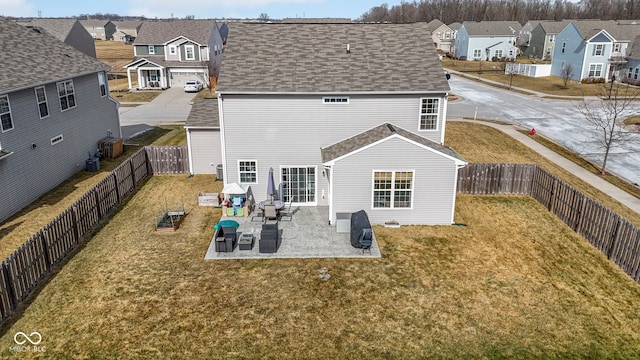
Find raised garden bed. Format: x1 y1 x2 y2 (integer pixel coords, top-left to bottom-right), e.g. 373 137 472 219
198 192 220 207
156 211 187 232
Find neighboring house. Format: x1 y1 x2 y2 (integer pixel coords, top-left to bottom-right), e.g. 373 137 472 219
19 18 97 58
80 19 116 40
623 35 640 84
282 18 352 23
453 21 522 60
517 20 539 54
523 20 571 60
185 98 221 174
204 22 466 226
0 17 121 224
550 20 640 82
124 20 224 90
428 19 455 53
112 20 143 43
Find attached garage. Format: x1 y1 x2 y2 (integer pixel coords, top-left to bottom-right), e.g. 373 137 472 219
186 98 222 175
170 69 208 87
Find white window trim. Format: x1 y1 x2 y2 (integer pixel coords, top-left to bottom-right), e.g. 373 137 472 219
322 96 349 104
371 170 415 210
418 97 440 132
185 45 195 60
50 134 63 145
168 45 177 55
593 44 604 56
57 79 76 112
238 160 258 184
494 49 503 58
588 63 603 77
0 95 14 133
280 165 318 206
98 72 107 97
148 45 155 55
473 49 482 59
34 86 49 119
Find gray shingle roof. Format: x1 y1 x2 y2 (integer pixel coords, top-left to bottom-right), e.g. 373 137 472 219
462 21 522 36
185 98 219 128
537 20 572 34
19 18 78 41
112 20 143 30
79 19 113 27
282 18 352 23
428 19 444 30
0 17 109 93
217 22 449 94
626 34 640 59
134 19 216 45
448 22 461 31
321 123 466 163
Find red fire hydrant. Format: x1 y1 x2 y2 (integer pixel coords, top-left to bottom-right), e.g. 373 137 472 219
531 128 536 136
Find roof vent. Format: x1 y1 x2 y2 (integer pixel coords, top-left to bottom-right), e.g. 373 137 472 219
386 123 396 133
31 27 42 34
346 43 350 54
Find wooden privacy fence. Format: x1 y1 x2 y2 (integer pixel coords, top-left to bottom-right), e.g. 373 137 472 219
458 163 640 283
0 145 186 323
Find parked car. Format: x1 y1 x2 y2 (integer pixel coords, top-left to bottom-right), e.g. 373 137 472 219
184 80 203 92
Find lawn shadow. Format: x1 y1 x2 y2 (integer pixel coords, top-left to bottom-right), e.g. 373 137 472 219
0 221 24 239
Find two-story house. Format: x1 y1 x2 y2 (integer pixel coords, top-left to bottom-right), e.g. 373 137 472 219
112 20 144 43
0 17 121 224
19 18 97 58
79 19 116 40
522 20 571 60
428 19 456 53
550 20 640 82
124 19 224 90
201 22 466 226
454 21 522 61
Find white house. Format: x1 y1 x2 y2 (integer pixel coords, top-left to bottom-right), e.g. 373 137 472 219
454 21 522 61
188 22 467 225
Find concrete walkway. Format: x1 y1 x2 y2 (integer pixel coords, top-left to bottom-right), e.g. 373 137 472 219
452 119 640 214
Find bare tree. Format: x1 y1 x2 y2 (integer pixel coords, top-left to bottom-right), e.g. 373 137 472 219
258 13 270 21
576 84 640 175
560 63 573 88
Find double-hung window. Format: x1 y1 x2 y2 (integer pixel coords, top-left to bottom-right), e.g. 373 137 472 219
561 42 566 53
593 44 604 56
57 80 76 111
372 171 414 209
588 63 603 77
494 49 503 58
169 45 177 55
419 98 439 130
0 95 13 132
148 45 155 54
98 72 107 97
238 160 257 183
185 45 195 60
35 86 49 118
473 49 482 59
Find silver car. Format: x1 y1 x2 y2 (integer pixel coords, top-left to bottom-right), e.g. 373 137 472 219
184 80 203 92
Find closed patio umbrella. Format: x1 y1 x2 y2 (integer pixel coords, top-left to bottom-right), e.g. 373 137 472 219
267 167 276 201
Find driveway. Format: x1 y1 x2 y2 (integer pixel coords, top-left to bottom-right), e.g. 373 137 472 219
447 76 640 186
118 87 197 139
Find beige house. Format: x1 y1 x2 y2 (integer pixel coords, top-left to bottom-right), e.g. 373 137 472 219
428 19 456 53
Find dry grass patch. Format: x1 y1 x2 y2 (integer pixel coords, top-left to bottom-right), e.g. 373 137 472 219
1 176 640 358
111 90 161 103
446 122 640 227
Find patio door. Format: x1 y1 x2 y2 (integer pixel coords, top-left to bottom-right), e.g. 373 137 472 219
281 166 316 205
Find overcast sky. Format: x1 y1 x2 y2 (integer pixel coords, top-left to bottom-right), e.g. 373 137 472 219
0 0 406 19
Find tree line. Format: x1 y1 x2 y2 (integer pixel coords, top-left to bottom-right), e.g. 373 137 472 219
359 0 640 25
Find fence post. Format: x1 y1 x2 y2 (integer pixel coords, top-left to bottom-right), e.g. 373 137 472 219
93 188 102 219
548 178 558 212
129 157 137 187
70 205 81 243
2 262 17 313
39 230 51 272
574 197 587 233
144 146 153 175
607 218 624 260
112 173 121 205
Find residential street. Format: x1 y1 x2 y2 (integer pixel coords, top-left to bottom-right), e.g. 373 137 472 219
447 75 640 186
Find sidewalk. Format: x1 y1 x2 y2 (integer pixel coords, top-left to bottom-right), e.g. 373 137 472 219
452 119 640 214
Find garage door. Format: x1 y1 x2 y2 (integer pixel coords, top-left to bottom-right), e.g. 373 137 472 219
170 71 206 87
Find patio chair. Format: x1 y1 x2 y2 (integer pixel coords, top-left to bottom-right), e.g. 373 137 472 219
263 204 278 223
278 201 293 221
251 207 264 222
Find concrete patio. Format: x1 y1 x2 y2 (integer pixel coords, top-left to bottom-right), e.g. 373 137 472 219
204 206 381 260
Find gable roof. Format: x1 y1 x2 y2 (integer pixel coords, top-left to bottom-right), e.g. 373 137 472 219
321 123 466 164
217 22 449 94
0 17 109 94
626 34 640 59
185 99 219 128
112 20 143 30
448 22 461 31
19 18 78 41
462 21 522 36
428 19 445 30
79 19 113 28
536 20 572 34
569 20 617 39
133 19 216 45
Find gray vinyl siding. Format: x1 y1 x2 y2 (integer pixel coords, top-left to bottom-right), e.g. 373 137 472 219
65 21 97 58
221 94 447 204
180 42 200 61
524 25 545 59
331 137 458 225
189 129 221 175
135 45 165 56
551 23 586 81
0 73 120 223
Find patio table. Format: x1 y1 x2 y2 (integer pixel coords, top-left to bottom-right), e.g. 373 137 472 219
258 200 285 210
